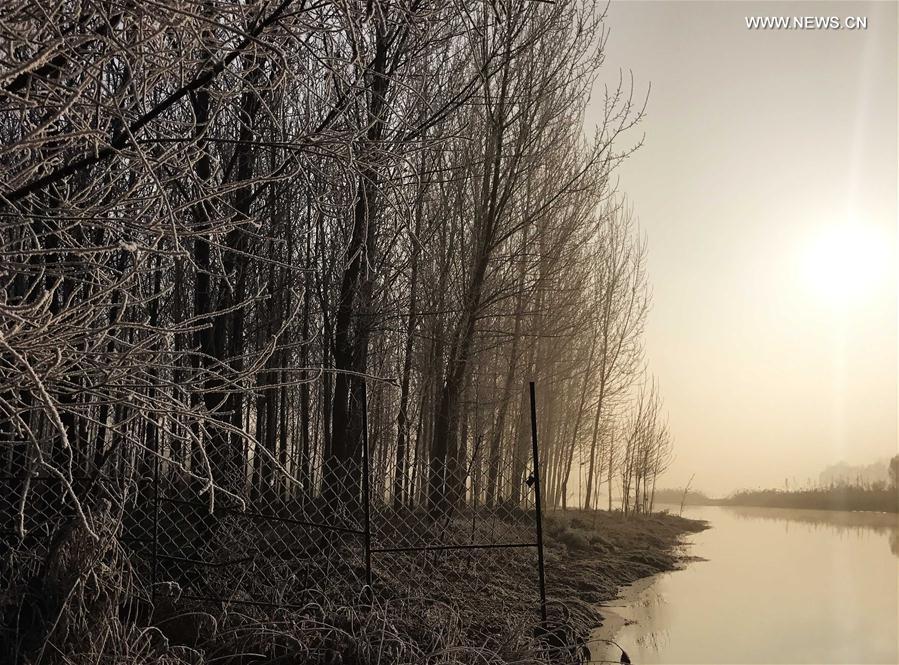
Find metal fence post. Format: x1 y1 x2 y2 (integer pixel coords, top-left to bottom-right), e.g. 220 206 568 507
361 377 373 591
151 422 160 601
529 381 547 625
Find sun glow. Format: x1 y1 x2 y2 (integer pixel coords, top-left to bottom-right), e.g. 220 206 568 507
800 221 893 305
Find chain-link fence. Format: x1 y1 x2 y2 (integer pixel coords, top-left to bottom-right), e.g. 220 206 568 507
1 383 549 636
369 384 548 624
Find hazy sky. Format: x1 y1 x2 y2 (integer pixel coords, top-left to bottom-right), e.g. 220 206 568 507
590 1 897 495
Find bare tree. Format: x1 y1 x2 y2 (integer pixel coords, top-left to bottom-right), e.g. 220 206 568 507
582 204 649 510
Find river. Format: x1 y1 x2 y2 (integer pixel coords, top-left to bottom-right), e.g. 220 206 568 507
589 504 899 664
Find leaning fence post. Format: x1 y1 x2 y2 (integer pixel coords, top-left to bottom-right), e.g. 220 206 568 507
361 377 373 591
529 381 548 625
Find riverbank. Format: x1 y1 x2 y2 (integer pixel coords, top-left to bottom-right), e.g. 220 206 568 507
10 509 706 664
542 510 709 635
178 510 707 663
366 508 710 662
366 509 710 662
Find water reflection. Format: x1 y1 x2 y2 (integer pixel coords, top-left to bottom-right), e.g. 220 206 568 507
635 629 670 652
590 505 899 664
723 505 899 558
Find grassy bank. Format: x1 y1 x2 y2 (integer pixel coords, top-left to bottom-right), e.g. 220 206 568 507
2 510 706 664
368 509 708 662
542 510 708 628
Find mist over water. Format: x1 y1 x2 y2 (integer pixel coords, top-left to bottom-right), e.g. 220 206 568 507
591 505 899 664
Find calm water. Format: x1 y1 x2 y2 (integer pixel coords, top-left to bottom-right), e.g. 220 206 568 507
589 505 899 664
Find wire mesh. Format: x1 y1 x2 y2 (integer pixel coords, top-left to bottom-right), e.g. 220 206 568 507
0 385 548 627
369 459 541 603
150 458 368 608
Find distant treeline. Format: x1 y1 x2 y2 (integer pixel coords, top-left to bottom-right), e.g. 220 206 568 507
724 456 899 513
819 459 893 487
720 486 898 513
652 488 715 506
655 483 898 513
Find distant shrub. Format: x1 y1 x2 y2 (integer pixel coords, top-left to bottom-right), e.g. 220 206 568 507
587 532 610 550
555 527 591 551
569 517 590 530
544 516 568 539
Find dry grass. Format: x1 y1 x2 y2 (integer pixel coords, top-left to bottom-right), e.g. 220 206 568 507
542 510 709 617
1 509 704 664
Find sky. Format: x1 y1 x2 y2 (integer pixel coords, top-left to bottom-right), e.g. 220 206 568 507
590 1 897 496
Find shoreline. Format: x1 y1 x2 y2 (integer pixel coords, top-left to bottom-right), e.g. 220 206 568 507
587 575 659 656
586 572 671 662
539 510 710 646
89 509 712 664
374 508 711 661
